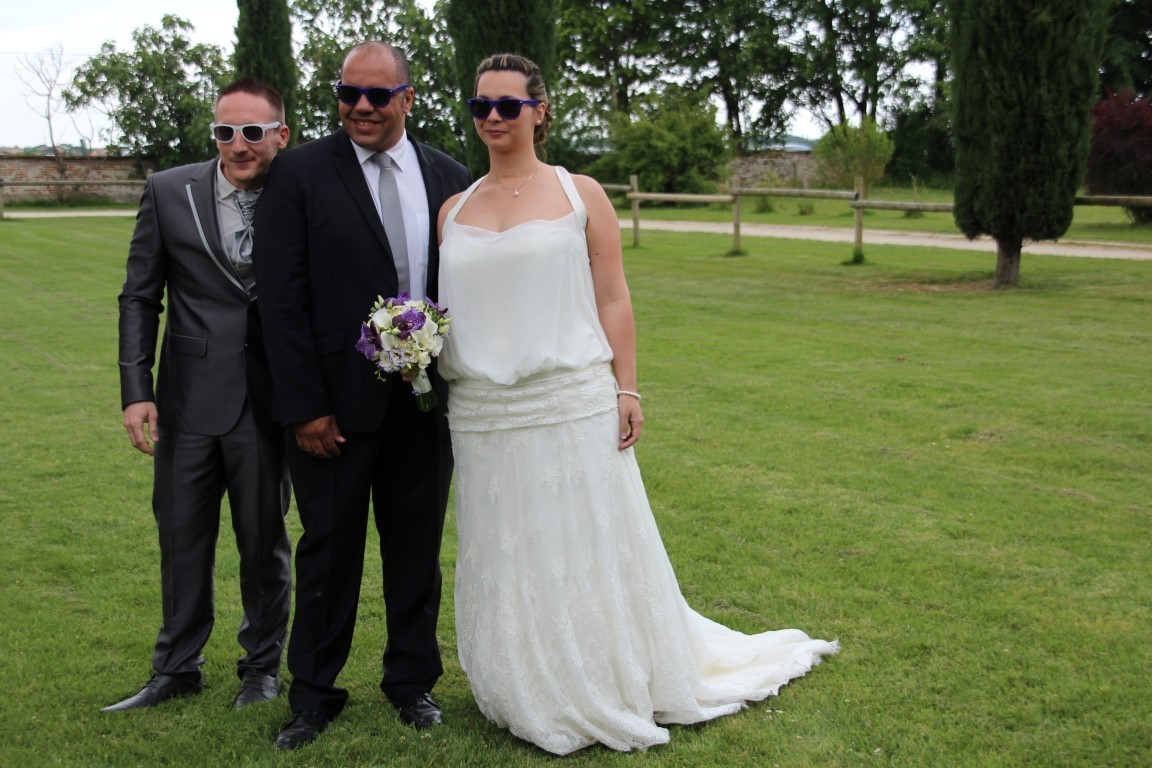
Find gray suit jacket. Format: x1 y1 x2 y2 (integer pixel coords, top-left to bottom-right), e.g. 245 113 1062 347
118 157 274 436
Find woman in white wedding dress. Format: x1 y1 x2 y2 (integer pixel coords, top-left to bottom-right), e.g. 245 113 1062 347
436 53 838 756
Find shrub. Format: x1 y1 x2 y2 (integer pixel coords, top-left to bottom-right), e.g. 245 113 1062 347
589 87 730 195
813 118 894 197
1085 91 1152 224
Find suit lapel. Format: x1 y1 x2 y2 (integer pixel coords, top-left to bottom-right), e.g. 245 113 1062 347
185 158 248 297
331 130 392 254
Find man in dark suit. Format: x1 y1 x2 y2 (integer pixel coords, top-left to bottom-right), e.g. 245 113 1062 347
105 78 293 712
252 42 470 750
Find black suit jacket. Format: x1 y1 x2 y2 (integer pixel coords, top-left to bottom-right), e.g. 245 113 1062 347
119 158 275 436
252 130 470 433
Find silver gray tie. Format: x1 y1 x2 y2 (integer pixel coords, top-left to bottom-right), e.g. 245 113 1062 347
233 190 258 292
374 153 410 295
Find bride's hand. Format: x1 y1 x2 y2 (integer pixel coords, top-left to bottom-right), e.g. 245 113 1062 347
617 397 644 450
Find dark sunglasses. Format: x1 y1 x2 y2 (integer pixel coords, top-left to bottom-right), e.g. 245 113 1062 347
210 122 281 144
334 82 410 107
467 98 541 120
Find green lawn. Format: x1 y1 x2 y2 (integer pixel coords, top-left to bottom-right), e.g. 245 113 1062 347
1 217 1149 767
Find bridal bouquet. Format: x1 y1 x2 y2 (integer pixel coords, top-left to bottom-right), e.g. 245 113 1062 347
355 292 451 412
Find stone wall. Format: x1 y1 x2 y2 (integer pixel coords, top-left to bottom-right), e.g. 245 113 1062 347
728 151 818 189
0 156 146 204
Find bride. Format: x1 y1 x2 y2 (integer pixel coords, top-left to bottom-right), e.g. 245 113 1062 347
436 52 838 755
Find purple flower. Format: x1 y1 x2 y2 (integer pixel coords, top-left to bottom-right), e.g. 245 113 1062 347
355 322 382 358
392 309 427 340
388 291 411 306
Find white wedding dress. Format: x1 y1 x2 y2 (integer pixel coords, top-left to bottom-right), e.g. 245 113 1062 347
438 167 837 755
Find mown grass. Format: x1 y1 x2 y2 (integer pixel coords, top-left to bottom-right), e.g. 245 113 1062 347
1 217 1149 767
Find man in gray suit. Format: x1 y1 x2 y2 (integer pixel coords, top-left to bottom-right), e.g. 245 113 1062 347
103 78 293 712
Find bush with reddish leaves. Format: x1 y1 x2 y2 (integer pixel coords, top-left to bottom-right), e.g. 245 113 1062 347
1085 91 1152 224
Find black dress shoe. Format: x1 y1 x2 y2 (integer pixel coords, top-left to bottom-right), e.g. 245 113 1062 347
234 672 281 709
100 673 203 712
275 711 331 750
396 692 444 729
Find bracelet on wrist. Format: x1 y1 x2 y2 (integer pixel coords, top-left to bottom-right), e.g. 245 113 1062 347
616 389 642 401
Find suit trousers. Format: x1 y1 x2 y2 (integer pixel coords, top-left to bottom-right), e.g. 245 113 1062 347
150 399 292 678
285 375 450 717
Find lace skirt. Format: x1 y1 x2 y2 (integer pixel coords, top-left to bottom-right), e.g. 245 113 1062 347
448 364 838 755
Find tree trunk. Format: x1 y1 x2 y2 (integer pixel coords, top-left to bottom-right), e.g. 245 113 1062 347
994 237 1022 287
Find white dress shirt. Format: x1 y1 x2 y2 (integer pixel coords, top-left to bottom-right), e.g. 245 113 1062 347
352 132 431 298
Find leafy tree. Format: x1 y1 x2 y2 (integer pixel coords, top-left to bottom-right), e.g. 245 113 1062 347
885 103 953 184
234 0 298 138
65 15 227 170
588 87 730 194
813 117 894 195
886 0 953 181
788 0 922 129
557 0 661 116
551 0 664 163
1099 0 1152 98
445 0 558 173
1085 91 1152 224
952 0 1109 287
290 0 460 153
656 0 794 149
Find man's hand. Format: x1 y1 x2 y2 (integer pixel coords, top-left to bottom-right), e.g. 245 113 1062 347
123 401 160 456
295 415 346 459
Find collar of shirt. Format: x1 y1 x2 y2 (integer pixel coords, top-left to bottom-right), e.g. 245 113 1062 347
213 162 251 247
352 131 412 174
215 162 243 202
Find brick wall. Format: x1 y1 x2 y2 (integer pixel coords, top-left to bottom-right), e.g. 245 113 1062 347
0 156 147 203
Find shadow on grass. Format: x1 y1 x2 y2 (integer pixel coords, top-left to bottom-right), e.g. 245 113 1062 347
855 270 1000 292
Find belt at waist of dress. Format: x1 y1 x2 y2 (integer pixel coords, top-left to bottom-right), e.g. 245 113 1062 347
447 363 618 433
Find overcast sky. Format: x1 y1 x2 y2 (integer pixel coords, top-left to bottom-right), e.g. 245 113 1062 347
1 0 243 147
1 1 819 148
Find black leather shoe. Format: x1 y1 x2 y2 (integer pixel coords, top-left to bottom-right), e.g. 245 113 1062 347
275 711 331 750
396 692 444 729
100 673 203 712
234 672 281 709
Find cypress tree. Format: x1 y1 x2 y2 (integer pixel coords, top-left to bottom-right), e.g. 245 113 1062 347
445 0 557 174
951 0 1108 287
233 0 298 141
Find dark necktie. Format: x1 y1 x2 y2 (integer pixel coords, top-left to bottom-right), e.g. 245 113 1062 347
374 153 410 295
233 190 258 291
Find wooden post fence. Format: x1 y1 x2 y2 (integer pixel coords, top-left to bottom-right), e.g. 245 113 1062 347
853 176 864 261
629 175 641 247
599 174 1152 261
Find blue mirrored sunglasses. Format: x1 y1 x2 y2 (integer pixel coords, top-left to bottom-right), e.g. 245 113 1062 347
467 98 541 120
335 82 410 108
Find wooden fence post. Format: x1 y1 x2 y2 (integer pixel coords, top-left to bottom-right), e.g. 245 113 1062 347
853 176 865 262
732 192 741 252
629 174 640 247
